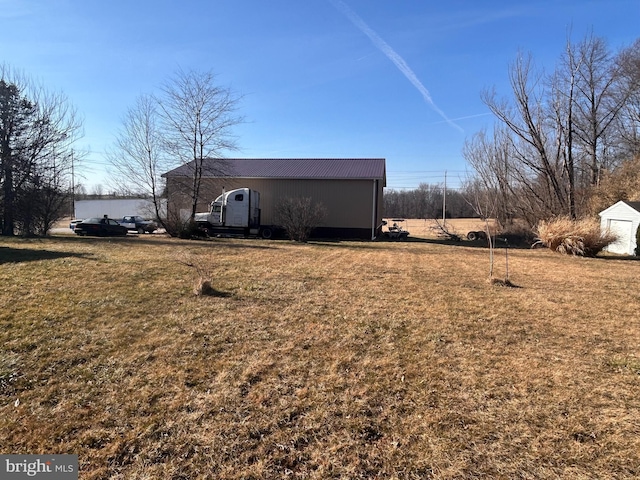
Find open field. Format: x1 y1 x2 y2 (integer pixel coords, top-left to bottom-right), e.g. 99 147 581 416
385 218 493 240
1 233 639 479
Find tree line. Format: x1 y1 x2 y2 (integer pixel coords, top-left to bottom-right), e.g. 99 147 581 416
383 183 476 219
464 34 640 228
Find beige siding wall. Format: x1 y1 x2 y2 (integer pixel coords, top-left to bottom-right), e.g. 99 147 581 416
167 176 384 232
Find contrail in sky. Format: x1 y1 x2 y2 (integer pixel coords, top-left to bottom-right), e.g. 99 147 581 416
328 0 463 133
427 112 493 125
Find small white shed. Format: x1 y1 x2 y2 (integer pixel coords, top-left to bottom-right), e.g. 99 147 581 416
599 200 640 255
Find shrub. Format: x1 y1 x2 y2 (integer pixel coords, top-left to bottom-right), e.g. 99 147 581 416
535 217 618 257
276 197 327 242
163 213 202 238
635 225 640 256
497 222 535 246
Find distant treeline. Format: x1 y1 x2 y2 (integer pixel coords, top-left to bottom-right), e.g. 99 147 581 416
383 183 477 219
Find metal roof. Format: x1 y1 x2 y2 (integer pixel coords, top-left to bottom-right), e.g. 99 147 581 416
163 158 386 182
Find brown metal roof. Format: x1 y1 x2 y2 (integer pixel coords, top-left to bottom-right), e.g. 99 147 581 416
163 158 386 182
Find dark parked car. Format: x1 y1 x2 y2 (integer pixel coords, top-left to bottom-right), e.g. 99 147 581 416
74 217 128 237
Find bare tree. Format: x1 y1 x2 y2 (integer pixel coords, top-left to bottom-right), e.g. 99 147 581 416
548 35 583 220
569 34 631 187
0 65 82 235
157 69 243 220
107 94 167 226
462 178 501 280
463 126 516 226
614 38 640 159
19 147 77 235
482 52 572 220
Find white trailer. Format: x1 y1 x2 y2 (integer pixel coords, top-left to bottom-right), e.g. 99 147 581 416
74 198 165 221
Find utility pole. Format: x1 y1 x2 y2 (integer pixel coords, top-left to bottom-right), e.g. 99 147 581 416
442 170 447 226
71 150 75 219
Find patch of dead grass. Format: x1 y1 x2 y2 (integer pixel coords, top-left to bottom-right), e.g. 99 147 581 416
0 235 639 479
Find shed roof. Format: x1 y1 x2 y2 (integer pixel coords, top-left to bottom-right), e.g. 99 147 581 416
163 158 386 183
599 200 640 217
623 201 640 212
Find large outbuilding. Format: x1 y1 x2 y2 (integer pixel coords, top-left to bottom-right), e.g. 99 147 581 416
162 158 386 239
599 200 640 255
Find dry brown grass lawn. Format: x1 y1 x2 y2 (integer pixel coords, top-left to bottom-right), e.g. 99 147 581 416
1 232 639 479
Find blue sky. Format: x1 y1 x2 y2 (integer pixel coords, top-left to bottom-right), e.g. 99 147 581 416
1 0 638 192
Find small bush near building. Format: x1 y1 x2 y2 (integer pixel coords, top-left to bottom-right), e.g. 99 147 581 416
276 197 327 242
535 217 618 257
163 215 201 239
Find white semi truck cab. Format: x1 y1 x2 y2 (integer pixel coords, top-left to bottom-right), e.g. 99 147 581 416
195 188 274 238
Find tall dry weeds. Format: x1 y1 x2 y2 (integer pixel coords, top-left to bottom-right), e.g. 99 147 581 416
535 217 617 256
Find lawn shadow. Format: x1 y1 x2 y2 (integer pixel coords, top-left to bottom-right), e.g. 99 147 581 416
127 235 282 251
0 246 96 264
197 286 234 298
49 233 282 250
597 254 640 261
403 236 537 250
301 236 528 250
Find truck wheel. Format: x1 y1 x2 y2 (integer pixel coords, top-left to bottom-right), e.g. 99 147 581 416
137 227 145 234
261 228 273 239
467 231 478 241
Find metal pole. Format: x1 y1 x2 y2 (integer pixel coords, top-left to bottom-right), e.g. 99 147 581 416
71 150 75 219
442 170 447 226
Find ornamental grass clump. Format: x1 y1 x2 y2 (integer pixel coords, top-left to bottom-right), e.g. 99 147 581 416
535 217 618 257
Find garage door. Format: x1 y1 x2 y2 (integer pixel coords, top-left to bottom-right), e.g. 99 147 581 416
607 219 633 254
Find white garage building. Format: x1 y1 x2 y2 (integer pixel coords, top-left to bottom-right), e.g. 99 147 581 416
599 200 640 255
